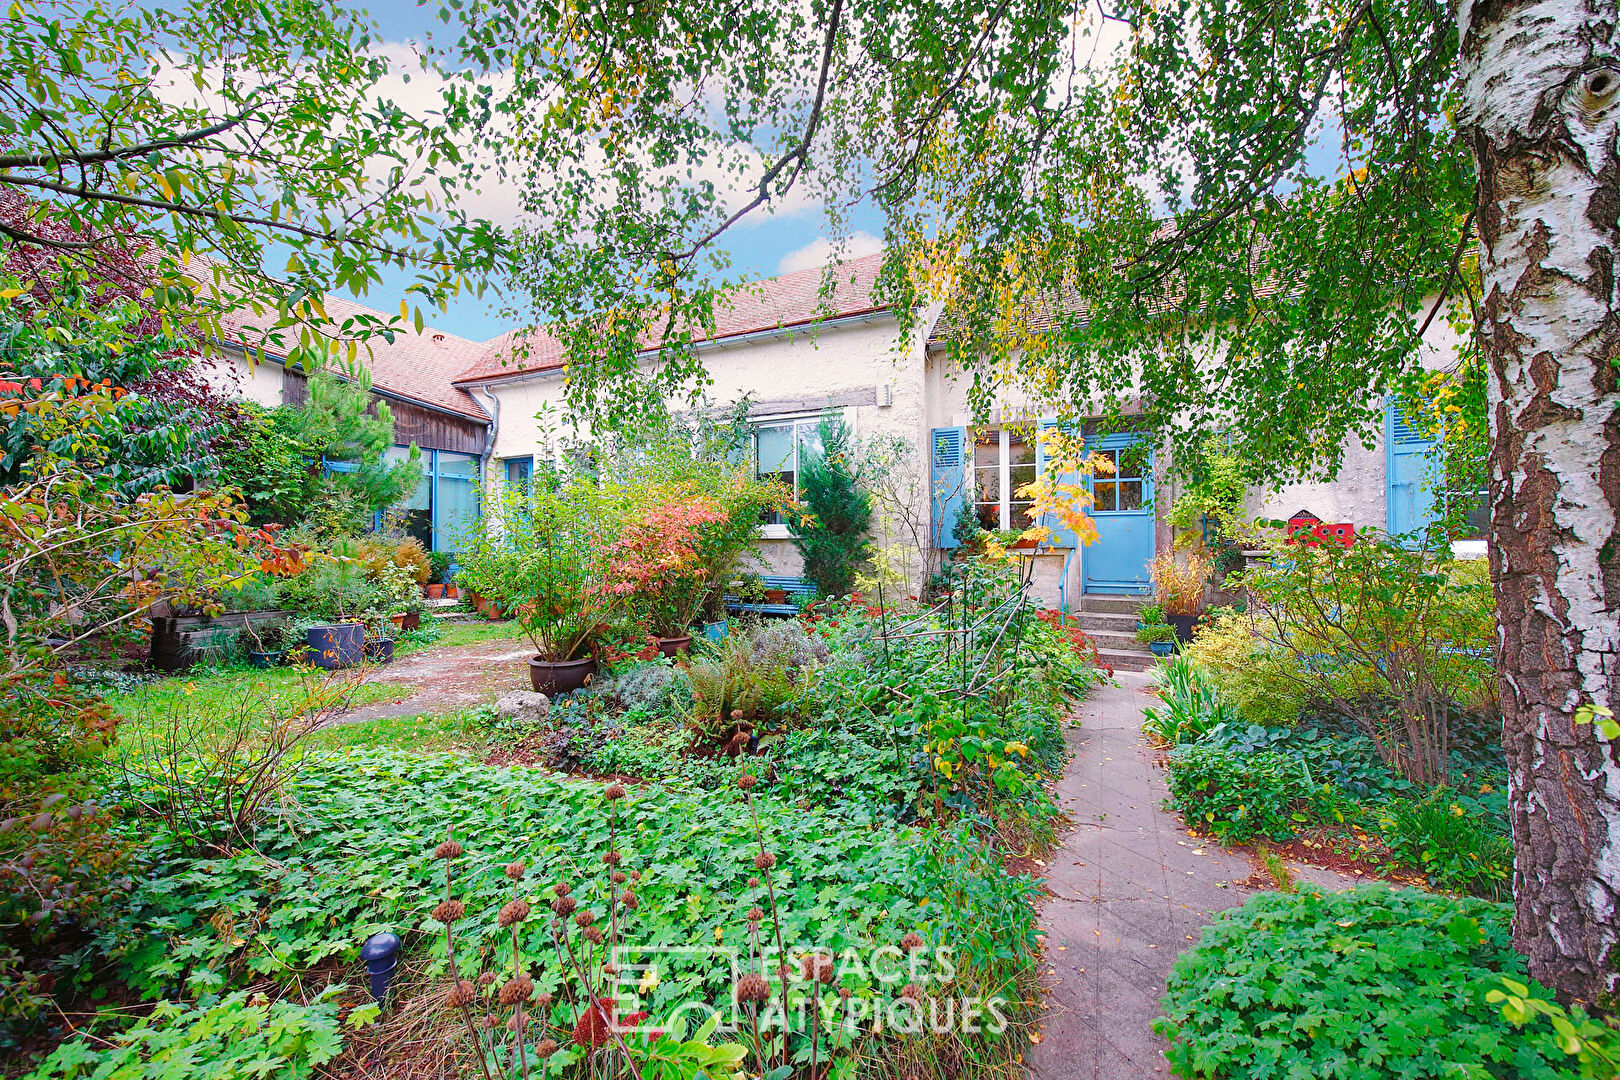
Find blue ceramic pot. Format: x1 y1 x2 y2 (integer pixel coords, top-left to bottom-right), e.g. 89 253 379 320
307 623 363 669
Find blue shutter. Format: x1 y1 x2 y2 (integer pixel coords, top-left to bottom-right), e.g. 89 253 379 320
930 426 968 548
1386 399 1440 545
1035 418 1081 548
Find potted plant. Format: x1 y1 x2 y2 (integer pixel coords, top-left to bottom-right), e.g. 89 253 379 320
459 480 617 696
1136 620 1178 657
1149 552 1209 644
732 575 768 605
607 498 730 656
297 560 374 669
236 620 292 668
425 550 450 598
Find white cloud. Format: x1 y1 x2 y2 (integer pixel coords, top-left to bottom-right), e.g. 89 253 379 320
778 230 884 274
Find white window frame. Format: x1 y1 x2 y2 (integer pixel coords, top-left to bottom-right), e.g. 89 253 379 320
970 426 1036 532
752 408 854 539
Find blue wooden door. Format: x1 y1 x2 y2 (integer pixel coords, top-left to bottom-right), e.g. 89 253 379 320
1386 399 1439 545
1083 434 1155 594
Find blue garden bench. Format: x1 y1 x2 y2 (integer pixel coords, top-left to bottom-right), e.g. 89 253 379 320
724 575 817 617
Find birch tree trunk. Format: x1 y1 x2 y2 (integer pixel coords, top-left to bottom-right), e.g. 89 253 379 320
1458 0 1620 1002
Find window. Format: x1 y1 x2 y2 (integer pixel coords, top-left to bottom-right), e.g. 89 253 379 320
755 417 825 525
380 447 481 552
1089 446 1146 512
971 427 1036 531
504 456 534 489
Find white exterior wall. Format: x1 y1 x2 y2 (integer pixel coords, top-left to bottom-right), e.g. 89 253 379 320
200 346 287 409
473 314 934 583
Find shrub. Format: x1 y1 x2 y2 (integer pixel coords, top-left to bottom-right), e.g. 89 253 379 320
748 619 829 676
1156 886 1572 1080
1239 534 1496 786
23 990 344 1080
1184 608 1313 727
1149 551 1207 615
1163 745 1324 843
1135 621 1177 645
1377 788 1513 900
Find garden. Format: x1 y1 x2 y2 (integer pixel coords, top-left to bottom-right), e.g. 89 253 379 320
1133 522 1618 1078
1 375 1106 1080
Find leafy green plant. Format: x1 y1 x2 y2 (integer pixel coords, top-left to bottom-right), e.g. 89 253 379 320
23 989 345 1080
1135 622 1177 645
1239 534 1497 786
1164 745 1326 843
1142 656 1237 746
1377 788 1513 900
1156 887 1572 1080
1489 977 1620 1079
791 416 872 598
277 370 424 531
1183 608 1314 727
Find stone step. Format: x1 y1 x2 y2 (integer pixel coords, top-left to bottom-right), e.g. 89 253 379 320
1080 594 1149 615
1071 611 1140 634
1098 647 1155 672
1085 630 1145 652
424 597 462 609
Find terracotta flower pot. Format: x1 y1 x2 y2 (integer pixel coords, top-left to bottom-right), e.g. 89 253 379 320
445 585 460 599
657 634 693 657
764 589 789 604
424 584 445 599
530 655 596 695
485 605 503 620
401 611 421 632
390 613 407 630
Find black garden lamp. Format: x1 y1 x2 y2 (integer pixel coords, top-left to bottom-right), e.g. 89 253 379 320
360 931 402 1006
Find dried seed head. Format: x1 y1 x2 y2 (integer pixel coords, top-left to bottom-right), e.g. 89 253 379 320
619 890 639 910
432 899 465 924
497 900 531 927
555 881 572 897
602 850 622 866
536 1038 560 1059
748 877 760 888
747 906 765 923
477 972 495 986
504 860 527 881
736 973 771 1003
838 986 852 1000
535 992 553 1010
736 773 757 791
900 983 922 1002
900 932 924 952
801 952 836 984
574 909 596 927
605 783 627 800
753 851 776 870
445 979 477 1008
610 870 627 884
433 840 464 860
497 974 534 1006
481 1013 501 1030
551 895 578 916
583 925 605 944
629 870 641 882
603 962 620 975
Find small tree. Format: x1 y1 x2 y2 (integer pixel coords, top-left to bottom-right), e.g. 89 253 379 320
792 417 871 599
278 369 423 535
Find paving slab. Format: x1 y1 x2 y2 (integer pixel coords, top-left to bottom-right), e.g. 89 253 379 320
1027 671 1353 1079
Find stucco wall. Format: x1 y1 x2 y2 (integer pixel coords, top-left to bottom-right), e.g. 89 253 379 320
475 314 934 584
203 347 286 409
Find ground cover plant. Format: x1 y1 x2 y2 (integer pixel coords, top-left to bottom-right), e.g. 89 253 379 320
1156 886 1574 1080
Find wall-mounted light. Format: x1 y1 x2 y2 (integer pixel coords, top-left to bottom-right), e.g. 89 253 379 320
360 931 402 1006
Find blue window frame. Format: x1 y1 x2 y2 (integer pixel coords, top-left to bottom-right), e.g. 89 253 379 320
504 455 534 488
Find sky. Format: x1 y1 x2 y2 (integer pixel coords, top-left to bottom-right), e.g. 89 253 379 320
342 2 885 343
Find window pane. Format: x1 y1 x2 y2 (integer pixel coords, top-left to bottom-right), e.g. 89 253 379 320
757 424 794 480
437 451 478 478
1009 463 1035 500
974 466 1001 504
1007 433 1035 467
436 476 478 550
1093 481 1117 512
974 502 999 530
973 432 1000 468
1011 501 1036 527
1115 448 1146 481
796 421 824 460
1119 480 1144 510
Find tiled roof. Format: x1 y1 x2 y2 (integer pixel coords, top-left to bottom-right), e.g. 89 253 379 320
455 253 888 384
217 295 492 420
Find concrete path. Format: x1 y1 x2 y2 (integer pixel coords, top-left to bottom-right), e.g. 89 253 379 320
1028 671 1351 1079
335 638 533 725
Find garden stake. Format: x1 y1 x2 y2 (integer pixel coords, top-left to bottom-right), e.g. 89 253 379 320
433 838 495 1080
